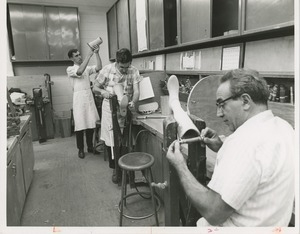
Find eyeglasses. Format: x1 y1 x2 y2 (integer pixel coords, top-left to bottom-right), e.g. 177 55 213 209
216 95 238 108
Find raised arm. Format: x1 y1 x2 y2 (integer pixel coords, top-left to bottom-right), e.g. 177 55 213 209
93 47 102 72
76 49 94 76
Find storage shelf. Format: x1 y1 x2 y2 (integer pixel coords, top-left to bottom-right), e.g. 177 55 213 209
166 70 294 79
132 25 294 58
11 59 72 63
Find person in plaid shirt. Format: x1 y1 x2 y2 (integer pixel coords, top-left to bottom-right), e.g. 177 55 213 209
93 48 141 183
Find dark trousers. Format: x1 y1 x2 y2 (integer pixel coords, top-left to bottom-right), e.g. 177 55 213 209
105 145 115 169
75 128 94 150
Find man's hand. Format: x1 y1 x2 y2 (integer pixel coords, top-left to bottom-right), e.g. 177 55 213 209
200 127 223 152
101 91 112 99
128 101 135 109
166 140 187 169
93 47 100 53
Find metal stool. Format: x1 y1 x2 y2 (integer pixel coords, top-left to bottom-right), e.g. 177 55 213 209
93 120 106 160
118 152 160 226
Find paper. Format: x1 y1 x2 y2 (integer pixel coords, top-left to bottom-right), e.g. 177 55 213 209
181 52 195 69
155 55 164 70
149 61 155 70
221 46 240 70
138 77 155 101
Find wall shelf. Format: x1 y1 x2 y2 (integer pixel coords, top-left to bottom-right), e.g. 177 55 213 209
132 25 293 58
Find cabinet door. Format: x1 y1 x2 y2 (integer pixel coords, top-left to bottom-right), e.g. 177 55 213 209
129 0 138 54
19 128 35 194
212 0 239 37
7 144 25 226
180 0 211 43
135 130 164 199
244 0 294 31
117 0 131 50
107 5 118 59
45 7 80 60
148 0 165 50
8 4 48 61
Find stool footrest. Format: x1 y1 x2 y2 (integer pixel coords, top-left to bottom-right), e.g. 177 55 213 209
118 192 161 220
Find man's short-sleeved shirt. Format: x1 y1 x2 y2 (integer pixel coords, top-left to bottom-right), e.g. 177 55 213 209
208 110 295 226
95 62 141 100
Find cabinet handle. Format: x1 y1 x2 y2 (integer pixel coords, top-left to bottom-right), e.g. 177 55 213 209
151 181 168 190
12 163 17 177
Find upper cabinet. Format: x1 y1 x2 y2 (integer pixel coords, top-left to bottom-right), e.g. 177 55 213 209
108 0 177 59
243 0 294 33
180 0 211 43
148 0 165 50
212 0 240 38
8 4 48 61
107 5 118 59
148 0 177 50
129 0 138 54
7 4 80 62
107 0 294 57
45 7 80 61
117 0 131 50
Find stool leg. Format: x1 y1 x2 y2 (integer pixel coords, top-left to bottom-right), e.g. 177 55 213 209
119 169 127 226
124 173 128 207
148 168 159 226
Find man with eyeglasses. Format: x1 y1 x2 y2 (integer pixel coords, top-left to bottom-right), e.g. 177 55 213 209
67 46 102 159
166 69 295 226
93 48 141 183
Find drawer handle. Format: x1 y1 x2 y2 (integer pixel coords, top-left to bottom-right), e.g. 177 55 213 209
151 181 168 190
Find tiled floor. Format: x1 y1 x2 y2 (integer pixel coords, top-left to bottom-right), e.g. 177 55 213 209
20 135 164 227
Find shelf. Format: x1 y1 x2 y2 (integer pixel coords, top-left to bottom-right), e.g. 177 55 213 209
165 70 294 79
132 25 294 58
11 59 72 64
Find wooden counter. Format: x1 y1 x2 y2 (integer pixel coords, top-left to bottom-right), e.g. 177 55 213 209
7 114 34 226
132 112 216 225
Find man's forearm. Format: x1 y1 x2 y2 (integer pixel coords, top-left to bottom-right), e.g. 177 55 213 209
131 91 139 104
95 53 102 72
77 52 93 75
93 84 104 95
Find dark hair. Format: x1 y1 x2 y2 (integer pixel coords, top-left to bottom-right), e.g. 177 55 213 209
116 48 132 63
221 69 270 105
67 49 78 58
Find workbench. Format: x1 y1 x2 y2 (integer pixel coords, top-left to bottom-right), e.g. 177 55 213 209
132 112 216 226
7 114 34 226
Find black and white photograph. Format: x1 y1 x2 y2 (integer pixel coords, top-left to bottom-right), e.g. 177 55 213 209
1 0 299 233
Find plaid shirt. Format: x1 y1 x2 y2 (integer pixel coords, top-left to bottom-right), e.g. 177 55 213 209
95 62 141 100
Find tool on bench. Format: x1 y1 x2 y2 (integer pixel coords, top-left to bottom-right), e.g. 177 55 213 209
178 136 204 144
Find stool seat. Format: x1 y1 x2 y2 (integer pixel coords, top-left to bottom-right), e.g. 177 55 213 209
118 152 154 171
